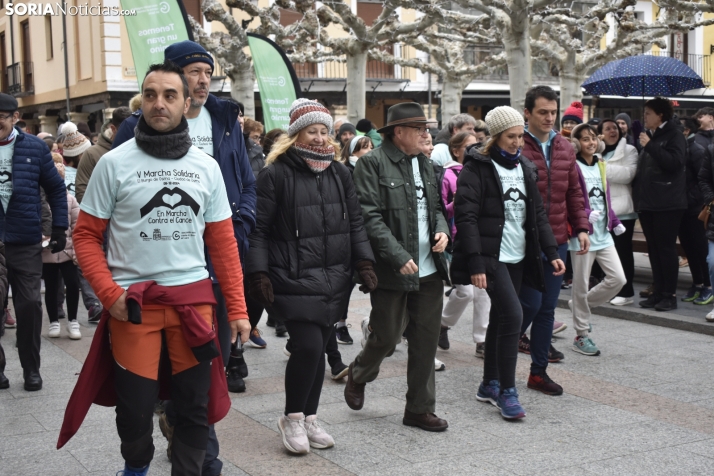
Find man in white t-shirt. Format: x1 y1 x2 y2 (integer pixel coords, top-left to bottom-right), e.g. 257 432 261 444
73 61 250 476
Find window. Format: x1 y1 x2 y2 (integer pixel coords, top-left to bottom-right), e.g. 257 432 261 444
182 0 203 26
45 15 53 59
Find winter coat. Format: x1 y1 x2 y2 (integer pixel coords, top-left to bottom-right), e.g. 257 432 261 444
245 137 265 175
364 129 382 148
694 129 714 151
440 160 463 239
112 94 258 260
686 135 707 215
246 150 374 326
573 156 622 235
449 149 559 292
697 144 714 241
521 132 589 245
633 120 687 212
602 138 638 217
75 131 112 204
0 132 68 245
42 192 79 264
352 137 451 291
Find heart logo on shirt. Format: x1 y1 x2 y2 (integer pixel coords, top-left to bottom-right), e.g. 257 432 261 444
509 190 519 201
162 193 181 207
589 187 603 199
0 171 11 184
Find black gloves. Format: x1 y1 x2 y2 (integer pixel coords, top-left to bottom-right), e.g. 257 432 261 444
248 272 274 306
356 260 378 293
50 227 67 254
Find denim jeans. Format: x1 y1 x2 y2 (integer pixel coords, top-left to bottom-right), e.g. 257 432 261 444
707 241 714 295
519 243 568 374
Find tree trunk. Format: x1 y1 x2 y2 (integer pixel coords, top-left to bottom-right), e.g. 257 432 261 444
230 65 255 120
503 15 532 112
346 50 368 125
559 53 585 112
440 75 471 122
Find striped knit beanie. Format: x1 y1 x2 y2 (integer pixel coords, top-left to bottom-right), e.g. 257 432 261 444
288 99 333 137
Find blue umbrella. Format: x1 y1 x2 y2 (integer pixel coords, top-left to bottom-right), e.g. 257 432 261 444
582 55 704 97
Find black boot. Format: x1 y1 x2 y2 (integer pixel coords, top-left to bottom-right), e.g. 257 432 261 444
226 356 247 393
0 343 8 389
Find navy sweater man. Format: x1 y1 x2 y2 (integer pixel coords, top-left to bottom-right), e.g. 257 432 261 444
0 93 68 391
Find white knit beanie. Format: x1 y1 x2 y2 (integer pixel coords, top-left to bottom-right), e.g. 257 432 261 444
485 106 525 137
287 99 333 137
59 122 91 157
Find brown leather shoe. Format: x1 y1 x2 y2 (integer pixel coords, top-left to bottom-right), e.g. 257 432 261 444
402 410 448 432
344 362 366 410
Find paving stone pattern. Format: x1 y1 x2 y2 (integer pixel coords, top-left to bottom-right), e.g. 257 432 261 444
2 286 714 475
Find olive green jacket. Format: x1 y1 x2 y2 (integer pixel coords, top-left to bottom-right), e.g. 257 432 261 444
353 137 450 291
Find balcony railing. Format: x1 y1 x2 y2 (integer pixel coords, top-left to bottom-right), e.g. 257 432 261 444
7 62 33 97
292 49 414 81
642 51 711 87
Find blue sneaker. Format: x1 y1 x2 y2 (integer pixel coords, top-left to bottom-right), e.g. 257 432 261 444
497 387 526 419
476 379 500 407
572 335 601 356
694 287 714 305
682 285 701 302
117 464 149 476
248 327 267 348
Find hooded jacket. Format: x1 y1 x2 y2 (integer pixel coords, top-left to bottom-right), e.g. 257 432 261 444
602 137 638 217
685 135 707 215
449 148 558 291
246 150 374 326
521 132 589 245
633 120 687 212
42 192 79 264
694 129 714 150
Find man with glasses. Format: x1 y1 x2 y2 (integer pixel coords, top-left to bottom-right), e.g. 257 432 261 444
0 93 68 391
345 103 452 432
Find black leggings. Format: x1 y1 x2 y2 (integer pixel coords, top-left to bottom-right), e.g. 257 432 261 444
640 210 684 295
283 321 332 416
484 261 524 390
612 219 637 297
42 262 79 322
679 213 711 287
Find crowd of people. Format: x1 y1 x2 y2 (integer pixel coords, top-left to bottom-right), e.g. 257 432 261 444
0 38 713 475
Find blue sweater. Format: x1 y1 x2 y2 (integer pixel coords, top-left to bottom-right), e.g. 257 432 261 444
0 132 68 244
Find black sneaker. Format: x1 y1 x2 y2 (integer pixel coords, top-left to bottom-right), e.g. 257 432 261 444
226 356 247 393
335 325 353 344
266 316 276 327
87 304 103 323
331 362 349 380
640 284 654 297
275 322 288 337
655 295 678 312
548 344 564 363
438 326 450 350
640 293 663 309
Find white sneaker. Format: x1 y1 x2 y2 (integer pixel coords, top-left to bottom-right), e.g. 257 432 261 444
360 317 370 348
67 320 81 340
706 309 714 322
610 296 634 306
435 357 445 371
568 300 573 312
48 322 60 338
304 415 334 449
402 336 408 346
277 414 309 454
283 345 291 357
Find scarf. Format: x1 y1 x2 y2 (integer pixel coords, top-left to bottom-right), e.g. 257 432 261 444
0 127 17 146
292 142 335 173
134 115 192 159
489 145 520 170
603 141 617 156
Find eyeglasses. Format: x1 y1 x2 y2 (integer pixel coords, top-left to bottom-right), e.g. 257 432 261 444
0 114 14 121
403 125 429 136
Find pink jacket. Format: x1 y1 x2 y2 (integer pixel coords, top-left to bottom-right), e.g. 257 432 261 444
440 161 463 239
42 192 79 264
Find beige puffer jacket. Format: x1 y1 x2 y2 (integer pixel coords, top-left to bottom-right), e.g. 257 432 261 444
42 192 79 264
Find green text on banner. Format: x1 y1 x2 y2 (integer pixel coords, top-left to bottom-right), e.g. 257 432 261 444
120 0 192 83
247 34 301 131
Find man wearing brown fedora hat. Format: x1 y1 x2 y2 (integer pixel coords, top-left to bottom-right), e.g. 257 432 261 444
345 102 451 431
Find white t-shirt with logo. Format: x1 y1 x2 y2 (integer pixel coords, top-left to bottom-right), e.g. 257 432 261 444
569 161 614 252
186 106 214 157
80 139 232 288
65 165 77 196
493 161 527 264
411 158 437 277
0 136 14 212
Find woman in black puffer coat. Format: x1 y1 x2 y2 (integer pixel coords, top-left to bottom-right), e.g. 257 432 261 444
246 99 376 454
450 106 562 420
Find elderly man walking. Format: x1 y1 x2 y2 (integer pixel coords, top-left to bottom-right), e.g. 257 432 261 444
344 103 451 432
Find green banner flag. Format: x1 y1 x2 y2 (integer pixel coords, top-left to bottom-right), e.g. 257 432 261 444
119 0 193 82
247 33 302 131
